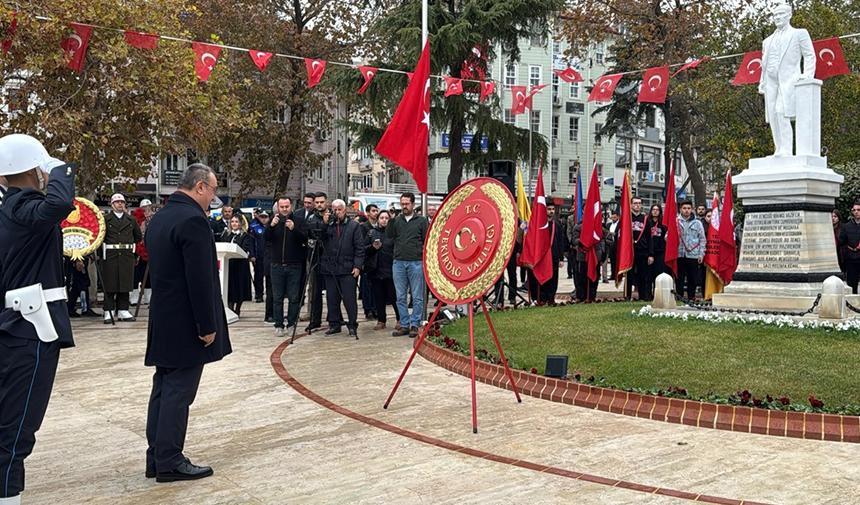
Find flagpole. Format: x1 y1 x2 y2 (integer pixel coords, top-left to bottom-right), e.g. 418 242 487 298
421 0 429 325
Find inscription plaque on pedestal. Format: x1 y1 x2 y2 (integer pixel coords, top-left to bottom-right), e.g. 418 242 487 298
740 211 803 271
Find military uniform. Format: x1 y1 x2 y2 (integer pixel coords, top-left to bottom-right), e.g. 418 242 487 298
0 134 75 505
101 208 142 320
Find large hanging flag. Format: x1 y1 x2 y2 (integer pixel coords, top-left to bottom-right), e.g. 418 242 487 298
518 165 552 284
516 167 531 222
615 171 633 288
731 51 763 85
671 57 710 78
249 50 273 72
573 166 583 223
192 42 221 82
443 76 463 97
662 161 679 277
375 39 430 193
524 84 548 110
553 67 584 83
813 38 850 80
718 171 737 284
580 164 603 282
124 30 159 50
587 74 622 102
479 80 495 103
510 85 528 116
61 23 93 72
357 66 377 94
305 58 326 87
638 66 669 103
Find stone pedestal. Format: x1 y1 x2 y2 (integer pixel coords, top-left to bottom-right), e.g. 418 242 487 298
712 155 844 311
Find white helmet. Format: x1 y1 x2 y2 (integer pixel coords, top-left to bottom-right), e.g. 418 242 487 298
0 134 50 176
111 193 126 203
139 198 152 207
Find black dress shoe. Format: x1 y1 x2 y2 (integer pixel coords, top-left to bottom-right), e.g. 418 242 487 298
155 460 213 482
69 311 81 318
306 324 322 333
264 317 275 323
348 328 358 337
324 327 342 335
146 466 156 478
82 309 101 318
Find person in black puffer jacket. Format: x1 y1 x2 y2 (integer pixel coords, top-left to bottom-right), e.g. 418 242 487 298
839 202 860 293
320 199 365 337
364 210 400 330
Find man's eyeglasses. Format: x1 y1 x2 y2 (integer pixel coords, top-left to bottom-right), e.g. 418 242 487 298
200 181 217 193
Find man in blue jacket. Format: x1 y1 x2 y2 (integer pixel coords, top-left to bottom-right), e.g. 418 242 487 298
0 134 76 505
144 164 232 482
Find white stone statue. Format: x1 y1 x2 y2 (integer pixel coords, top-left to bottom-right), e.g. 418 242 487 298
758 2 817 157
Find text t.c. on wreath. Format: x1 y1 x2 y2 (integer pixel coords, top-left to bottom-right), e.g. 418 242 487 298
61 197 106 260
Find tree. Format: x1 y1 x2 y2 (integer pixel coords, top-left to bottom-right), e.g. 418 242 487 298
0 1 248 194
328 0 564 192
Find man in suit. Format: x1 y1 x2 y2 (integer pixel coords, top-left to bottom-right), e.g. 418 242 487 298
759 2 816 157
144 163 232 482
0 134 76 505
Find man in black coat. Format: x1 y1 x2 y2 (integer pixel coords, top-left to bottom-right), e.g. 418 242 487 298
0 134 75 505
143 164 232 483
265 197 308 337
320 199 365 337
839 202 860 293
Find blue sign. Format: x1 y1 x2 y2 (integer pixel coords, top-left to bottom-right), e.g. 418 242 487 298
604 177 614 185
441 133 489 150
241 198 276 209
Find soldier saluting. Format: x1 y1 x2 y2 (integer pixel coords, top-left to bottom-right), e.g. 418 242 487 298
0 134 76 505
101 193 142 323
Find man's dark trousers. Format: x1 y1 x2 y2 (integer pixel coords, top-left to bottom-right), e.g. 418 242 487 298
271 263 302 328
677 258 699 300
633 253 651 300
325 274 358 331
253 263 265 301
145 365 204 473
847 261 860 294
0 338 60 498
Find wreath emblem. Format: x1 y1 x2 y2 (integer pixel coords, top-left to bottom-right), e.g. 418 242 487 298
61 197 106 260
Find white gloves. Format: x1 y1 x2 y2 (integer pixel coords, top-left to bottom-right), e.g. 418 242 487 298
38 157 66 174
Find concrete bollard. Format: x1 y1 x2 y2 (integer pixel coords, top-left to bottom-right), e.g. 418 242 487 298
819 276 846 319
652 273 676 310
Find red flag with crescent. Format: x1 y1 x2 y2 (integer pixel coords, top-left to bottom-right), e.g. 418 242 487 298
717 171 737 284
61 23 93 72
580 164 603 282
305 58 326 87
553 67 584 83
2 12 17 55
524 84 548 110
193 42 221 82
662 161 679 277
731 51 763 85
671 58 710 78
615 172 634 287
587 74 622 102
357 66 377 94
479 80 495 103
124 30 159 50
637 66 669 103
518 165 552 285
510 85 528 116
249 50 273 72
375 39 430 193
813 38 850 80
443 77 463 97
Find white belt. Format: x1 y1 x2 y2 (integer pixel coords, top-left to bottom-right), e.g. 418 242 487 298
104 244 135 250
3 287 67 308
4 284 66 342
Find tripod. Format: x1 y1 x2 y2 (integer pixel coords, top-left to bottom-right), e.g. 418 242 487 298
290 234 322 344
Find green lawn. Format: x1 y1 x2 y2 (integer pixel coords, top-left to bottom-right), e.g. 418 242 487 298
441 303 860 407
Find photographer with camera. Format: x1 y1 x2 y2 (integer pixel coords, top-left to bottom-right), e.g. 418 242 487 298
319 200 365 337
303 192 328 332
265 196 308 337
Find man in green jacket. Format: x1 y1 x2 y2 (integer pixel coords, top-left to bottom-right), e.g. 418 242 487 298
386 192 428 337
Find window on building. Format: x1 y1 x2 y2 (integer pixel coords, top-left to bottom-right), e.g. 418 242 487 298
569 159 580 184
529 66 541 88
530 110 541 133
163 153 180 173
594 123 603 147
616 137 632 168
505 62 517 87
569 81 580 99
552 40 561 55
5 77 26 113
595 42 605 64
504 109 515 126
569 117 579 142
377 172 385 189
551 158 559 192
552 73 559 102
325 159 332 184
272 105 288 123
595 163 603 180
639 145 662 172
645 108 656 128
530 34 544 48
552 115 559 142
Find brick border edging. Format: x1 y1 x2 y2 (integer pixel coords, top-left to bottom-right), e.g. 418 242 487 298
415 339 860 443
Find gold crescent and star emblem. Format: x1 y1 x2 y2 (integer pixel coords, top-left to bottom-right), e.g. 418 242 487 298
454 227 477 252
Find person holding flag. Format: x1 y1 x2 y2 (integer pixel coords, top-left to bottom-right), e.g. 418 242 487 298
571 166 610 301
518 166 558 303
615 172 634 295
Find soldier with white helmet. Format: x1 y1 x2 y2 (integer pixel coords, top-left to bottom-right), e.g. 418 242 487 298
0 134 76 505
100 193 142 323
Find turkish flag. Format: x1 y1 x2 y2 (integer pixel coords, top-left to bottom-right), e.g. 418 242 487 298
443 77 463 97
615 172 634 288
553 67 584 83
524 84 548 110
704 191 721 277
375 39 430 193
249 50 273 72
518 165 553 285
717 171 737 284
357 66 377 94
662 161 679 277
61 23 93 72
587 74 622 102
813 38 851 80
479 80 495 103
731 51 763 85
638 66 669 103
2 12 17 55
580 164 603 282
461 44 487 81
510 85 528 116
671 58 710 78
406 71 413 82
193 42 221 82
305 58 326 87
124 30 159 50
